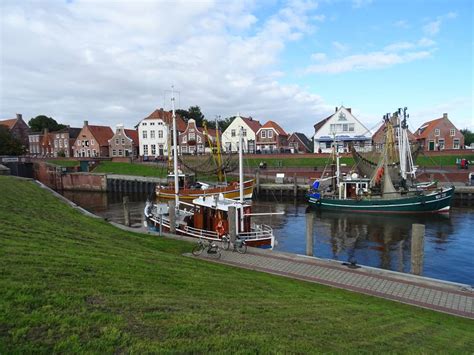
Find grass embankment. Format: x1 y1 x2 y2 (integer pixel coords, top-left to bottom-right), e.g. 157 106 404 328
244 156 354 168
1 176 473 352
91 162 167 177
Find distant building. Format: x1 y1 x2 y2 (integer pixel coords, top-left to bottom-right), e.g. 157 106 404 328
415 113 464 151
0 114 31 150
72 121 114 158
372 116 417 151
109 125 139 158
28 132 43 156
313 106 371 153
288 132 312 153
137 108 186 158
256 120 289 153
179 119 207 154
221 115 261 153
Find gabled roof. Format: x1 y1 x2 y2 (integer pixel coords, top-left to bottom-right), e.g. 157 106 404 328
205 128 220 138
0 118 18 130
56 127 82 139
88 125 114 146
124 129 139 145
241 116 262 133
143 108 186 132
313 115 332 133
259 120 288 136
372 119 417 143
290 132 312 150
415 117 444 139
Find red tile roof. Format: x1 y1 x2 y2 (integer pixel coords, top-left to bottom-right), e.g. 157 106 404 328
241 116 262 133
261 120 288 136
144 109 186 132
88 125 114 146
124 129 139 145
0 118 18 130
415 118 444 139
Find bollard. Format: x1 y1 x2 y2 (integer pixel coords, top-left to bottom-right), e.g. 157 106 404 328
228 206 237 243
168 200 176 234
306 211 314 256
411 223 425 275
123 196 131 227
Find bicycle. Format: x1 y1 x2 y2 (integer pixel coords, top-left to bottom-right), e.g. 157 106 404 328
192 238 221 258
221 235 247 254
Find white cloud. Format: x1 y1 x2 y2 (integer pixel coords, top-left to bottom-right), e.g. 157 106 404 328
311 52 327 61
393 20 409 29
423 12 457 36
352 0 373 8
313 14 325 22
384 42 415 52
332 41 349 52
417 38 436 47
0 0 329 135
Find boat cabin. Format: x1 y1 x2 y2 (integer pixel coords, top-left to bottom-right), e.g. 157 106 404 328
167 173 196 189
340 176 370 199
192 195 252 235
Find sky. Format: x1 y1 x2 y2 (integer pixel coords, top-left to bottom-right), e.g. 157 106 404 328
0 0 472 136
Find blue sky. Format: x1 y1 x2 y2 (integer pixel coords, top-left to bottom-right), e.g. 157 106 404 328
1 0 472 135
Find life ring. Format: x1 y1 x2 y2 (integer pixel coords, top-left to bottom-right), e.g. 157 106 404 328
216 220 225 237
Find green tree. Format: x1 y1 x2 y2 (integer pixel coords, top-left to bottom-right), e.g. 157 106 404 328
460 129 473 147
0 126 26 155
175 109 189 122
187 106 205 127
28 115 65 132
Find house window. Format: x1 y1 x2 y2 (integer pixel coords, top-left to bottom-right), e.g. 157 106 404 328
243 129 247 137
349 124 355 132
87 149 91 157
268 130 273 138
91 139 94 145
438 139 445 150
64 139 68 147
54 140 58 148
151 144 156 155
150 122 155 126
453 138 460 149
182 136 187 143
142 122 147 126
231 129 236 137
121 138 125 145
143 145 148 155
59 140 63 147
118 149 123 156
112 149 117 156
150 131 155 139
261 130 266 138
115 138 119 144
158 130 163 138
143 131 147 139
450 129 455 136
197 136 202 143
435 128 440 136
189 132 195 140
77 140 81 146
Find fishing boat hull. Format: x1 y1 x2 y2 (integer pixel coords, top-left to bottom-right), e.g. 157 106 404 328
307 186 454 214
156 179 255 201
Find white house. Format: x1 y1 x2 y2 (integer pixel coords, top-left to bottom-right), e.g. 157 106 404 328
313 106 372 153
137 108 186 158
221 115 262 153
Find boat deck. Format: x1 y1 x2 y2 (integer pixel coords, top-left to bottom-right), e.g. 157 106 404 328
193 247 474 319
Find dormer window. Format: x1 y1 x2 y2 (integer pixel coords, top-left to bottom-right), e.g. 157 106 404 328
261 130 266 138
268 130 273 138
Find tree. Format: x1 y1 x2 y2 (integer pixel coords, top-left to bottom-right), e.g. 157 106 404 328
460 129 473 147
0 126 26 155
175 109 189 122
28 115 65 132
187 106 205 127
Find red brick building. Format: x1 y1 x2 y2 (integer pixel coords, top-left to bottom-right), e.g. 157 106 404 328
415 113 464 151
72 121 114 158
178 119 207 154
372 117 417 150
256 120 289 153
0 114 31 150
288 132 312 153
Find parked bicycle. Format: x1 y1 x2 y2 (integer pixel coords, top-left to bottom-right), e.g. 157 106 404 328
221 235 247 254
192 238 221 258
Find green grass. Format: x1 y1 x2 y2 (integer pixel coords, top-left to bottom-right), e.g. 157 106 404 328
46 160 80 167
416 154 474 167
91 162 167 177
1 176 473 352
244 156 354 168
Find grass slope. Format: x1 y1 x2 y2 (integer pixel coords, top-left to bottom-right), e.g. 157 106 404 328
1 176 473 352
91 162 167 177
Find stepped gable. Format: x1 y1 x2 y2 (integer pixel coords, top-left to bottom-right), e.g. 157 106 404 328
144 108 186 132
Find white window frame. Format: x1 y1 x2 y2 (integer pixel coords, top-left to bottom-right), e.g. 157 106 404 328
150 131 155 139
450 129 455 137
268 130 273 138
151 144 156 155
438 138 445 150
158 130 163 138
231 129 236 137
143 131 147 139
453 138 460 149
434 128 440 136
261 130 266 138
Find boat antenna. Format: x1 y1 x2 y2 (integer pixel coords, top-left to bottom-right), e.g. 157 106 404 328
171 86 179 207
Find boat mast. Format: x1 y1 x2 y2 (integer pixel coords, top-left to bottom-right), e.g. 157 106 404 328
239 126 244 202
171 86 179 207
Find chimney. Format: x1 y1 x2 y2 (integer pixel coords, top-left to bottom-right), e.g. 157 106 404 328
160 108 164 119
84 120 88 126
16 113 22 120
335 107 338 112
347 108 352 114
443 113 448 119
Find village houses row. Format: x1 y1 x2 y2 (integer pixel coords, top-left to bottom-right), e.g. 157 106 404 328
0 107 466 159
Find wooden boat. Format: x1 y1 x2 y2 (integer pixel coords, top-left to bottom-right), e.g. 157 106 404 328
155 173 254 201
308 108 454 214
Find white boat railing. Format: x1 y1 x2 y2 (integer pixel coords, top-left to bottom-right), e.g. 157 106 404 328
239 224 273 240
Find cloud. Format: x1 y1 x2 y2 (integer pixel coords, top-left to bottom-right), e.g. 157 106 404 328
311 52 327 61
384 42 415 52
423 12 458 36
393 20 409 29
0 0 329 135
332 41 349 52
352 0 373 8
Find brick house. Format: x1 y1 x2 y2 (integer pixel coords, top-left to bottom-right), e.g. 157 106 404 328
179 119 207 154
256 120 289 153
28 132 43 156
372 116 417 150
288 132 312 153
415 113 464 151
0 114 31 150
137 108 186 158
109 124 139 158
72 121 114 158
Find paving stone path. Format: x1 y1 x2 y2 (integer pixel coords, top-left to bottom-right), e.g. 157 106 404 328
195 248 474 319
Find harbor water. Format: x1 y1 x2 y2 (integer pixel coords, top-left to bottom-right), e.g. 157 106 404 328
63 191 474 286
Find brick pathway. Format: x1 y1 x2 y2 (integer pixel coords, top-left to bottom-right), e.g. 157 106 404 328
195 249 474 319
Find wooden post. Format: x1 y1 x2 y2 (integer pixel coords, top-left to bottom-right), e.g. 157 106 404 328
411 223 425 275
293 174 297 198
168 200 176 234
228 206 237 243
123 196 130 227
306 211 314 256
256 169 260 195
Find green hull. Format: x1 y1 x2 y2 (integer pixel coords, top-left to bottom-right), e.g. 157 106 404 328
308 186 454 214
